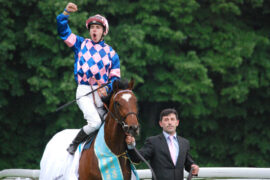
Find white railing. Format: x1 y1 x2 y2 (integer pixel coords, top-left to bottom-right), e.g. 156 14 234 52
1 168 270 179
0 169 39 180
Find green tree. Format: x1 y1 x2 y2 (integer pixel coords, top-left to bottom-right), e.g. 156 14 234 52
0 0 270 169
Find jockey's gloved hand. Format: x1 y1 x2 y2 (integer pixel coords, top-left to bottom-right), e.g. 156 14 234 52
101 93 111 106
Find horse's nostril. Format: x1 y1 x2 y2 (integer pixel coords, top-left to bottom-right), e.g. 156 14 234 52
126 125 137 136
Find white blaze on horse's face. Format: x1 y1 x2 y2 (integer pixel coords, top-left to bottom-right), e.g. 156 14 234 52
122 93 132 102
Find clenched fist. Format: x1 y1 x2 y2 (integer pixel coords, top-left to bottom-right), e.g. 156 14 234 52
65 2 78 13
125 135 135 145
97 87 108 97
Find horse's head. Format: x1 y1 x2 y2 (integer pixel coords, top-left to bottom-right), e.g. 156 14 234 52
109 79 140 137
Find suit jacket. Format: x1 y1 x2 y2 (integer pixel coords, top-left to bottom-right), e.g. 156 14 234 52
128 133 195 180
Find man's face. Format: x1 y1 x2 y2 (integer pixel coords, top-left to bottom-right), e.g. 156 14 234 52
89 24 104 43
159 113 179 135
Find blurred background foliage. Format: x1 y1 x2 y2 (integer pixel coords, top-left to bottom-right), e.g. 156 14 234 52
0 0 270 169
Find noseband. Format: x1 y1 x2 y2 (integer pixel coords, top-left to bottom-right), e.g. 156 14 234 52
117 111 138 133
108 90 138 134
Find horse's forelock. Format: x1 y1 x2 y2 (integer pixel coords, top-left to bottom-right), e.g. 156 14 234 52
117 79 129 90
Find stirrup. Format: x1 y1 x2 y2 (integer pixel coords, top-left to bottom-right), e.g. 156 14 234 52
67 144 77 155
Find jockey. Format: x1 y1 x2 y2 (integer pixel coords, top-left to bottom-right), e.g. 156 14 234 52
56 2 120 155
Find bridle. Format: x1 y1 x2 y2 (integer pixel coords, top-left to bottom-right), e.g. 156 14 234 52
104 89 138 134
104 89 157 180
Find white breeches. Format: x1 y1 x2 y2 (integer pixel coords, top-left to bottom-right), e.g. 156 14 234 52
76 85 106 135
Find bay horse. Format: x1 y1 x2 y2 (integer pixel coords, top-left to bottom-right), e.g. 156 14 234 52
79 79 140 180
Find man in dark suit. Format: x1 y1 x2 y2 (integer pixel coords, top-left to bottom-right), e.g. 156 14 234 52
126 108 199 180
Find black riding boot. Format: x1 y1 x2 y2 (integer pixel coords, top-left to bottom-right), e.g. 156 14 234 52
67 129 88 155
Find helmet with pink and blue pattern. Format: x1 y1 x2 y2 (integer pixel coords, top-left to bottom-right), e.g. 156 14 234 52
86 14 109 36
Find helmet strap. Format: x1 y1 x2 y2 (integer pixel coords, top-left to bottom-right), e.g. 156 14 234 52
96 30 105 43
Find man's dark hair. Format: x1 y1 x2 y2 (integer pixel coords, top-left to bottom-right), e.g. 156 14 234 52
159 108 178 121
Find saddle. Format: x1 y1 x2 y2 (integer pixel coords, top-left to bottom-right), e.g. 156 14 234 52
83 129 98 150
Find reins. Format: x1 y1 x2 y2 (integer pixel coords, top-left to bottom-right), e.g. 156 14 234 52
187 167 194 180
132 146 157 180
55 82 110 112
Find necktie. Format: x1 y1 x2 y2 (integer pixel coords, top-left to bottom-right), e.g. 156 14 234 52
168 136 176 165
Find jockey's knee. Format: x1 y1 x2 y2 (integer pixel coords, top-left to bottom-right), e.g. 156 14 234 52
83 119 102 134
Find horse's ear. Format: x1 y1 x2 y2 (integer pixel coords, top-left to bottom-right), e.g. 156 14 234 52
113 79 119 92
128 78 135 90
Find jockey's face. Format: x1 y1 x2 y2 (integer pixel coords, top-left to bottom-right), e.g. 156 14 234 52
89 24 104 43
159 113 179 135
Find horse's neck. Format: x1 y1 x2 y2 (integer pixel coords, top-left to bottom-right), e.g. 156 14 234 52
104 117 126 154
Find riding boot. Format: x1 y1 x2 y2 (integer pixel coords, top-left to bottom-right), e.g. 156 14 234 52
67 129 88 155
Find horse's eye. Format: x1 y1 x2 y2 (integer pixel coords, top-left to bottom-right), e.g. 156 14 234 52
115 101 120 107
